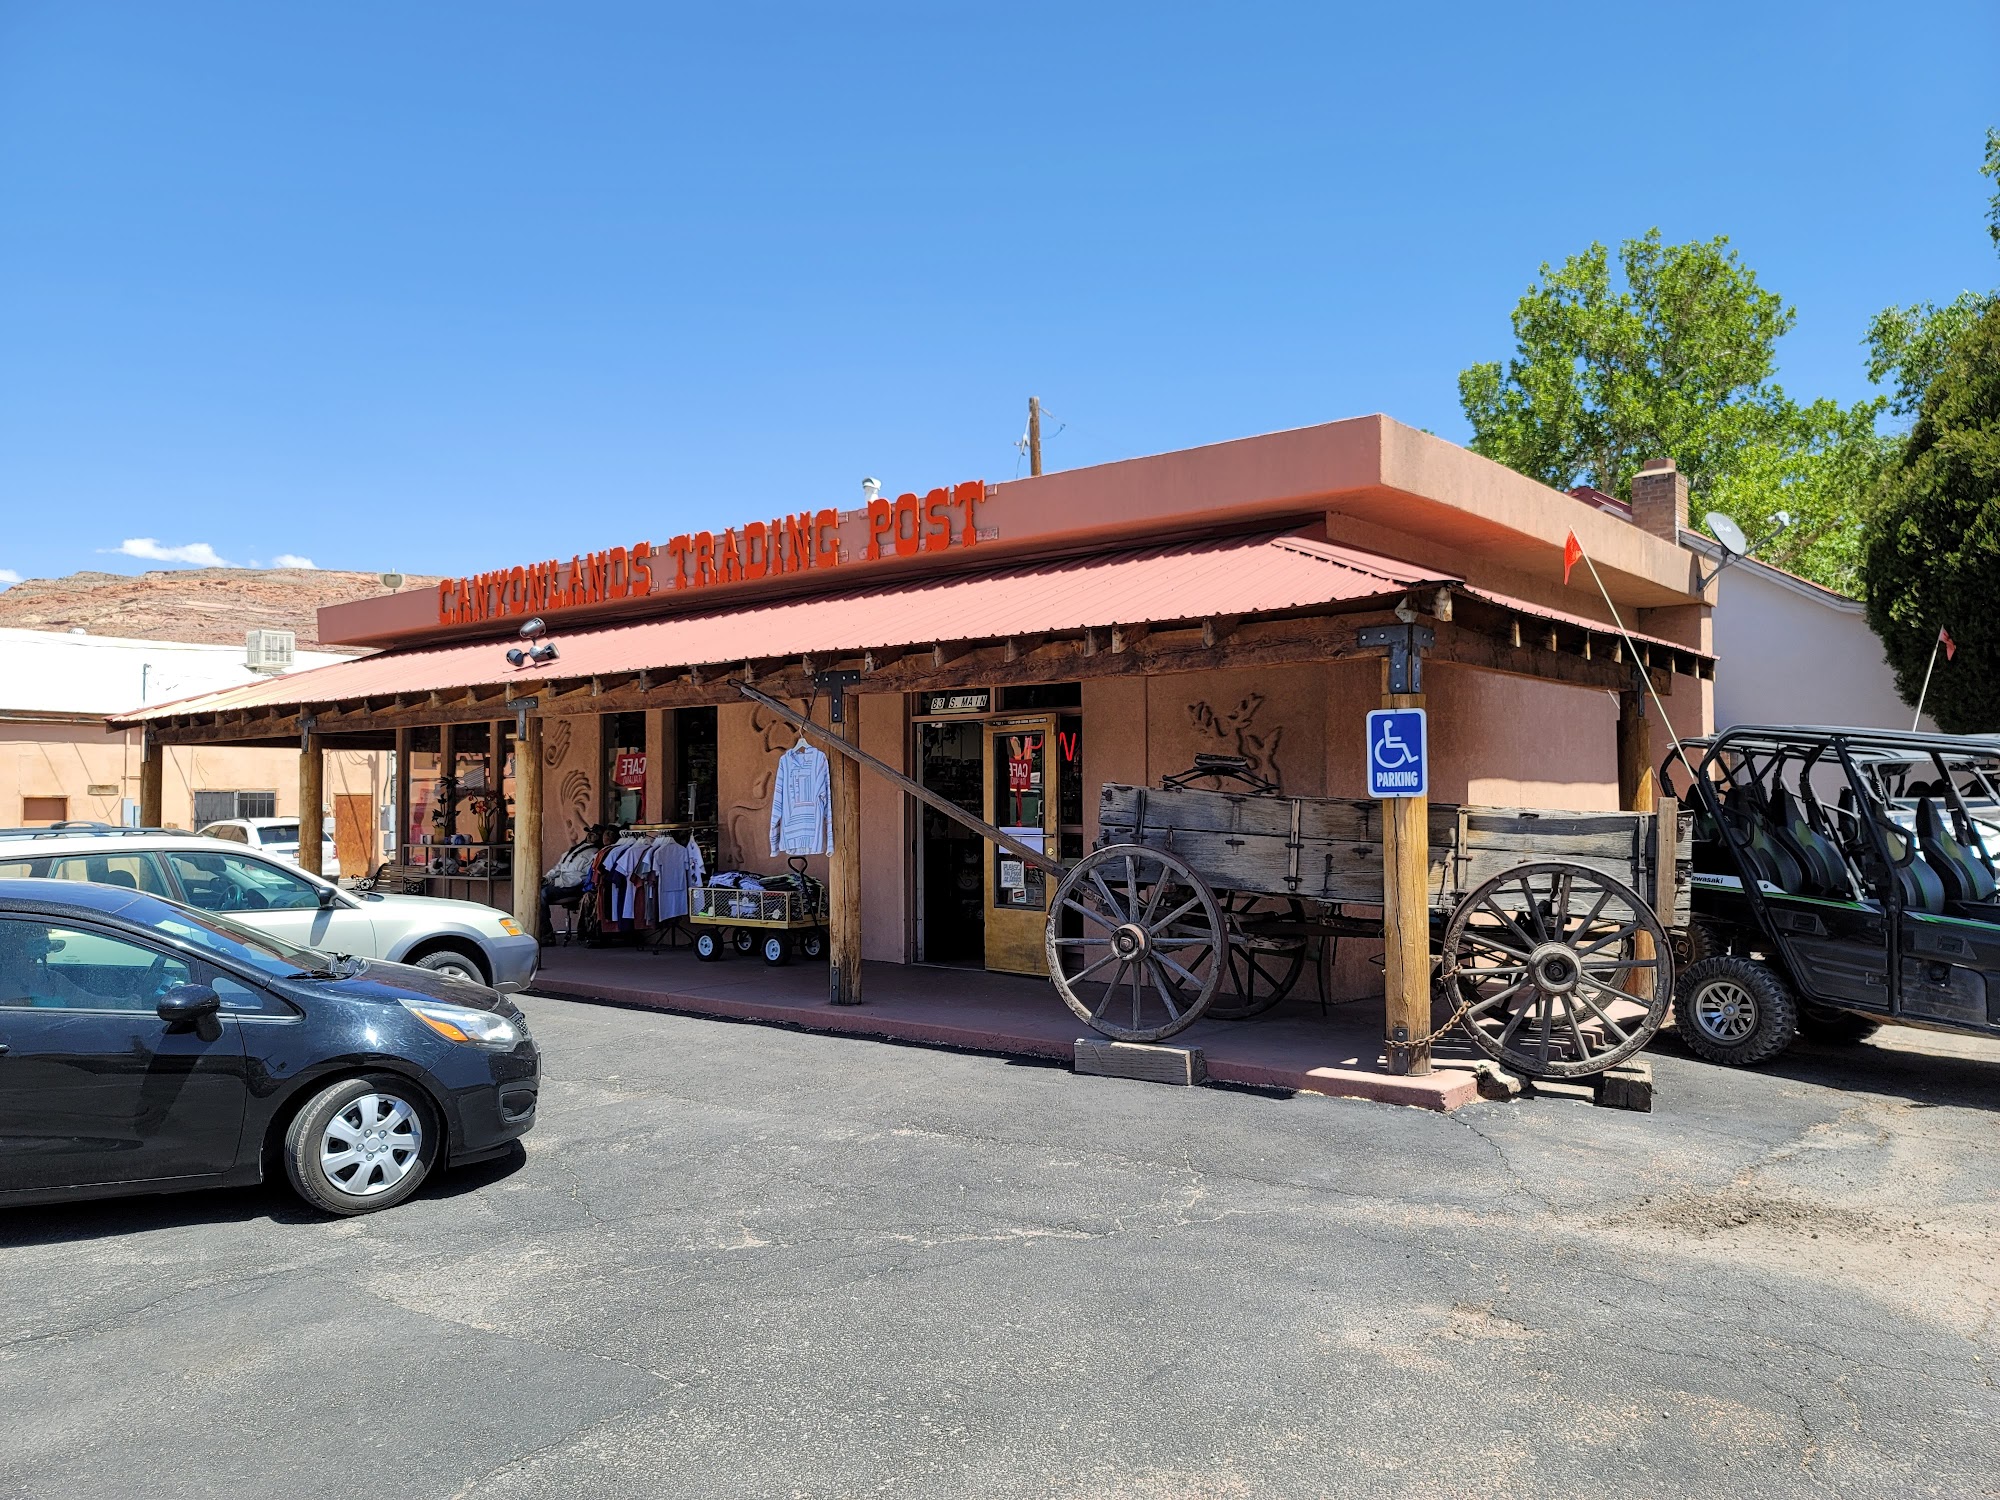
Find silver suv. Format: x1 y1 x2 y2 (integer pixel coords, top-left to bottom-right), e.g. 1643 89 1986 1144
0 827 538 991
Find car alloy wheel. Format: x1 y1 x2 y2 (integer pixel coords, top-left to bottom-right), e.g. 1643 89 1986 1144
414 950 485 984
320 1091 424 1196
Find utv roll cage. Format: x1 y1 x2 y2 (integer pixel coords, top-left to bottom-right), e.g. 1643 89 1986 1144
1655 725 2000 1066
1664 725 2000 927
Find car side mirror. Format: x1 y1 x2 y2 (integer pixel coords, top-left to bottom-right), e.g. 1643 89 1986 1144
157 982 222 1026
318 885 337 908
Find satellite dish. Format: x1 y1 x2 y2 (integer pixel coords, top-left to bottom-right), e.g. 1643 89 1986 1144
1704 511 1748 555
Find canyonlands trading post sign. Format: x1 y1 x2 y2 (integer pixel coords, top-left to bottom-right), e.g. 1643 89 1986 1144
436 480 986 626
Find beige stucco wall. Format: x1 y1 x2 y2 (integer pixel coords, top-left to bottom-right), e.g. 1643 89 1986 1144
1711 568 1927 733
539 712 604 871
3 720 383 858
716 700 835 888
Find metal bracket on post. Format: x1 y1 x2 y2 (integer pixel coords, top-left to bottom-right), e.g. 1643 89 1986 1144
1356 624 1435 694
505 696 539 741
1627 665 1648 718
299 713 317 754
812 669 863 724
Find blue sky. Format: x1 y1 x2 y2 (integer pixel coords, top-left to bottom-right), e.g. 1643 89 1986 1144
1 1 1995 587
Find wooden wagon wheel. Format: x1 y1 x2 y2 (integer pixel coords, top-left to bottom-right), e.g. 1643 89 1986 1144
1046 844 1225 1042
1439 860 1672 1080
1191 892 1309 1020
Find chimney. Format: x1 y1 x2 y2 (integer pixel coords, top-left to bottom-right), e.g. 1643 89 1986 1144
1629 458 1689 544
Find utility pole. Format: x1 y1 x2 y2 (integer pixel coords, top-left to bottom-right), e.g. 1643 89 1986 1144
1028 396 1042 477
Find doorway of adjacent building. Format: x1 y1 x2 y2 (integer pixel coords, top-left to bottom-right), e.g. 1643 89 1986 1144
915 720 984 965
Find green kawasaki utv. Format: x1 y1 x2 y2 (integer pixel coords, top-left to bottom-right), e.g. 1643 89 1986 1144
1663 725 2000 1066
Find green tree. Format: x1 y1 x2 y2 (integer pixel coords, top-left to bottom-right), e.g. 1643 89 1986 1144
1862 302 2000 732
1707 399 1896 595
1458 229 1797 501
1863 130 2000 415
1459 230 1887 592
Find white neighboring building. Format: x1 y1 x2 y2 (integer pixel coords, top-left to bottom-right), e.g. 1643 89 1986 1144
0 627 387 864
1690 539 1936 734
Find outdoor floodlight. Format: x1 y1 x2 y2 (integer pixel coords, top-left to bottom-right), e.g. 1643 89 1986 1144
518 617 547 640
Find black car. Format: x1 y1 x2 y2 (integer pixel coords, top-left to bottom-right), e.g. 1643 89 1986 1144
0 878 539 1215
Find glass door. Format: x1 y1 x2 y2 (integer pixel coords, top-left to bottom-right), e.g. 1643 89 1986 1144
983 715 1058 976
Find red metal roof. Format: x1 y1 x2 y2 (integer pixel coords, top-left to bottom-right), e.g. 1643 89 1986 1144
112 530 1705 724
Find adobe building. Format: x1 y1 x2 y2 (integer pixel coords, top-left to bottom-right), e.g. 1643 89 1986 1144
113 416 1715 1070
5 626 384 865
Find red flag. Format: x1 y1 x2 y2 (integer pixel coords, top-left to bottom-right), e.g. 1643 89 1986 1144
1941 627 1956 662
1563 531 1583 586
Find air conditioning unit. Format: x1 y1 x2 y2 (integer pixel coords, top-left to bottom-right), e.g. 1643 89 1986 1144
245 628 296 674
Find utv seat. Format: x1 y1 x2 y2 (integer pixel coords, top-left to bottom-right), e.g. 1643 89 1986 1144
1917 797 2000 920
1719 787 1805 895
1769 786 1855 899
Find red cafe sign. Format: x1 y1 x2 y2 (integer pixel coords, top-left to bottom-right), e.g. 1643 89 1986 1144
437 480 984 626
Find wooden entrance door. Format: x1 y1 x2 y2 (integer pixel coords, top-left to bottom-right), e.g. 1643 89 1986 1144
333 794 375 880
982 715 1058 976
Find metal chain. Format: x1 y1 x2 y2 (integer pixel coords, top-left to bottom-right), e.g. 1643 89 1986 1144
1404 980 1474 1050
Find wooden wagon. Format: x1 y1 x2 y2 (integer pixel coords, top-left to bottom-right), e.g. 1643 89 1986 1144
1045 779 1691 1080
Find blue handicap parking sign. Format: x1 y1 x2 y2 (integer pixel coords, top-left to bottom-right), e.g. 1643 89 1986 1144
1366 708 1428 798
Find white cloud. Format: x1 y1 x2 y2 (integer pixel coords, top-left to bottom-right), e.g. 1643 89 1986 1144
109 538 236 567
271 553 319 570
0 568 20 586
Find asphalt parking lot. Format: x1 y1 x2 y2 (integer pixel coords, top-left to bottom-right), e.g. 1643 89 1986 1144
4 994 2000 1500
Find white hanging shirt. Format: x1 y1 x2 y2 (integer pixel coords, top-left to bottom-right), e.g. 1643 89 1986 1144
769 742 833 855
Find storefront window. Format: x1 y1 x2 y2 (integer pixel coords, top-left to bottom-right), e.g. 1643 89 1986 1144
675 707 718 823
1058 713 1083 862
603 711 647 828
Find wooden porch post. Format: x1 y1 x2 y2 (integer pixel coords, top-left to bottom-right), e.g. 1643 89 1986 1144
828 692 863 1005
513 715 544 934
1380 661 1432 1077
393 727 412 872
1617 688 1656 815
138 733 164 828
1617 685 1660 1000
299 729 325 878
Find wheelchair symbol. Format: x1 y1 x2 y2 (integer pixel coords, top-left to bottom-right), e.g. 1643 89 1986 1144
1373 720 1418 770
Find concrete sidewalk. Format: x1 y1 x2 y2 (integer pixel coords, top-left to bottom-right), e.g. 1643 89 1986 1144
530 941 1481 1109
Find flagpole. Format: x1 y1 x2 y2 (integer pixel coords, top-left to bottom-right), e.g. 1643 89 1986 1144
1911 632 1946 731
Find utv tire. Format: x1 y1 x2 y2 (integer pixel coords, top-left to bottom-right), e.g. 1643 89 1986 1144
284 1075 439 1216
1674 956 1799 1067
1799 1005 1884 1046
1672 921 1733 968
